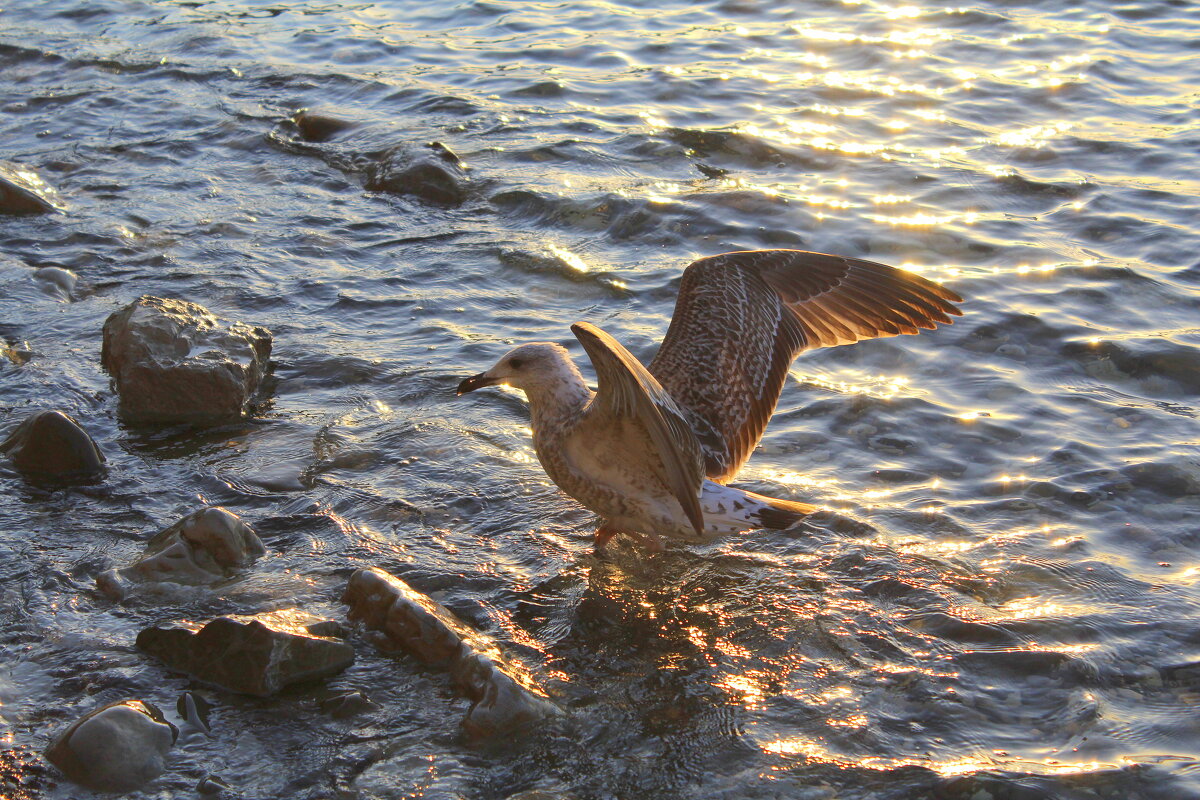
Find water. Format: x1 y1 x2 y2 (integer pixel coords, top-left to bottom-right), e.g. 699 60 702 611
1 0 1199 797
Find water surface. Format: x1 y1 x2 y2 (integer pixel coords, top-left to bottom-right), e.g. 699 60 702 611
2 0 1199 798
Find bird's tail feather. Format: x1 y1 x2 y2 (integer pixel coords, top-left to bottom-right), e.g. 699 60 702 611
745 491 817 530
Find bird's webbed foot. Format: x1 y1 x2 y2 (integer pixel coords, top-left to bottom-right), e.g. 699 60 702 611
593 525 665 554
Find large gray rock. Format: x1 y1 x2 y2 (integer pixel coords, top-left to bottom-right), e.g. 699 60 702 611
45 699 176 792
97 506 265 599
137 609 354 697
101 295 272 424
0 161 64 215
0 410 105 481
343 567 562 736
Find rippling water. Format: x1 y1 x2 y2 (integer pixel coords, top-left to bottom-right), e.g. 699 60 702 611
2 0 1199 797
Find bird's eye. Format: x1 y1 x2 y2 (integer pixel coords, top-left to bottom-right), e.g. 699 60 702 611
509 358 524 369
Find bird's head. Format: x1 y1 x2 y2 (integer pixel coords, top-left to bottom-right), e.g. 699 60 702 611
456 342 579 397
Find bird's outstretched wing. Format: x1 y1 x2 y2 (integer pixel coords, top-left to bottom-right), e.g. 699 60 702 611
648 249 963 482
571 321 706 534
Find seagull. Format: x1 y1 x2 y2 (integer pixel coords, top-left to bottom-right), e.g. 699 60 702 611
458 250 962 551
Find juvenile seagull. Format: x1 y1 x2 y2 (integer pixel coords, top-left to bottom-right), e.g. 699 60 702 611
458 250 962 551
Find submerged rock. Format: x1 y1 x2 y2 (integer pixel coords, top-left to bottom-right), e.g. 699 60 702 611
0 410 105 481
292 109 355 142
0 161 64 214
97 506 264 598
137 609 354 697
32 266 77 301
101 295 272 424
45 699 176 792
319 689 378 719
343 567 563 736
365 153 468 207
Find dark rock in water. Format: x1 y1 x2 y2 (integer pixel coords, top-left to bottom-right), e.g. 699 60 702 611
45 699 176 792
176 691 213 736
32 266 77 301
101 295 272 424
2 339 33 366
0 161 64 214
137 609 355 697
97 506 265 598
426 140 462 165
319 689 377 719
365 155 467 208
196 774 231 795
343 567 563 737
1 410 105 480
292 109 355 142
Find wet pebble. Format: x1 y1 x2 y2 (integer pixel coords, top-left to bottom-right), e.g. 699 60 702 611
44 700 176 792
0 410 106 481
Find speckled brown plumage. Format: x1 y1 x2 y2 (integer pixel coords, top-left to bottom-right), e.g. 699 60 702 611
648 250 962 482
458 249 963 545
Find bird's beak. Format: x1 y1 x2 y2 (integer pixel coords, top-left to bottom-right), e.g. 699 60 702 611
456 373 499 396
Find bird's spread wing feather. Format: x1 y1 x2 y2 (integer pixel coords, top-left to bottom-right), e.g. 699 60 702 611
648 249 963 482
571 321 706 534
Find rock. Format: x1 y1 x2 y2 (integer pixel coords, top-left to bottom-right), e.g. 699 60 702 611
425 140 462 165
196 774 231 795
365 154 467 207
44 699 176 792
2 339 32 365
343 567 562 736
32 266 77 301
101 295 272 424
96 506 264 598
0 161 64 214
0 410 105 481
292 109 355 142
137 609 355 697
175 691 213 741
319 689 377 719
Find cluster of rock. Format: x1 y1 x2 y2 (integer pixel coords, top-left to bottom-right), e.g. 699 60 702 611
7 134 560 796
43 562 565 792
3 291 272 483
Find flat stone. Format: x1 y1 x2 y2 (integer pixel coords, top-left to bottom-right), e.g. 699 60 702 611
1 410 105 481
45 699 176 792
101 295 272 424
97 506 265 598
137 609 354 697
0 161 64 214
343 567 562 736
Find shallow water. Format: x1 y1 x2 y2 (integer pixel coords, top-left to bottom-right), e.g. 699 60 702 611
2 0 1199 797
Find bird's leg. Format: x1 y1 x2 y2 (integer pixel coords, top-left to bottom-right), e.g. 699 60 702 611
594 523 620 553
594 525 664 554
